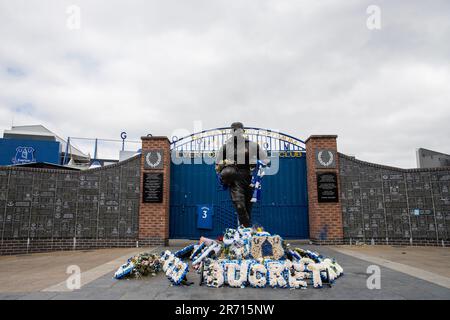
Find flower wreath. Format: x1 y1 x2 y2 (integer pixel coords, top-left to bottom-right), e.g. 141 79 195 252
114 227 344 290
167 259 189 285
286 260 308 289
160 251 189 285
223 259 250 288
190 242 206 260
222 227 253 260
247 261 268 288
174 244 195 259
113 261 135 279
203 258 225 288
192 242 222 266
161 250 176 272
251 235 284 260
306 262 327 288
265 260 288 288
223 228 240 246
287 249 302 261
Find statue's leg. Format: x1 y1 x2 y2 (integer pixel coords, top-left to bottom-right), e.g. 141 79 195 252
229 181 251 227
245 170 254 225
245 186 253 223
229 169 253 227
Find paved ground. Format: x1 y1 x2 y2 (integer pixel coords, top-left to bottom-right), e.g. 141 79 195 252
331 245 450 289
332 245 450 278
0 244 449 300
0 248 142 293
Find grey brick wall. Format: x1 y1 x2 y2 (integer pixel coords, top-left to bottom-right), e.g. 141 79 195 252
0 155 141 254
339 153 450 245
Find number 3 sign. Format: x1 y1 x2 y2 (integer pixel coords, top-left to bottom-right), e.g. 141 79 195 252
197 205 213 230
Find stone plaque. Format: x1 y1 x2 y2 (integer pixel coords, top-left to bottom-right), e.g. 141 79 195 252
317 172 339 203
143 150 164 170
315 149 337 169
143 173 163 203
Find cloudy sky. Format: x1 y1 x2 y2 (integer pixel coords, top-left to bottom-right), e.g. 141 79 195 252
0 0 449 167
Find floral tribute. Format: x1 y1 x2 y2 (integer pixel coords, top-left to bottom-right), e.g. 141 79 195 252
114 226 344 289
114 252 162 279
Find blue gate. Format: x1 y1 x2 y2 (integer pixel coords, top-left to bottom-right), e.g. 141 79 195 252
169 127 309 239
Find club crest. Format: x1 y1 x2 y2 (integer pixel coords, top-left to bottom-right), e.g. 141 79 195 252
12 146 36 164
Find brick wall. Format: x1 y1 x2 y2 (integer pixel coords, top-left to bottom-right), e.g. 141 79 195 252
0 238 139 255
138 136 171 246
305 135 343 244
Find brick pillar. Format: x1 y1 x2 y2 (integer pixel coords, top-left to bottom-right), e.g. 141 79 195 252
305 135 343 244
138 136 171 246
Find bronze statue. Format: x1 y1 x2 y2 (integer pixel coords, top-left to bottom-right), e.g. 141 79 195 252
215 122 268 227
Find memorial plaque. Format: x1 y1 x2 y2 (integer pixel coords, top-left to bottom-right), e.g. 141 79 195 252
143 172 163 203
317 172 339 203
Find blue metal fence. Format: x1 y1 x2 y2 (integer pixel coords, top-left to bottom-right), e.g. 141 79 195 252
169 127 309 239
169 155 309 239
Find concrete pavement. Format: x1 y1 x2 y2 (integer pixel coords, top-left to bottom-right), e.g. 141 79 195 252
0 244 449 300
0 247 143 293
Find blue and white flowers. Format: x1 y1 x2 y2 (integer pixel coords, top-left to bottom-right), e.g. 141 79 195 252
113 226 344 290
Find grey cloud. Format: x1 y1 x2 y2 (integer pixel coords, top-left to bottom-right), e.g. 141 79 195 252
0 0 449 168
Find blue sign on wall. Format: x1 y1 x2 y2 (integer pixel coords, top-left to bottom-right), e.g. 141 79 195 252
0 138 61 166
197 205 214 230
12 146 36 164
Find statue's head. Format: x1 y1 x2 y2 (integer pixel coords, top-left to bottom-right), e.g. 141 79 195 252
230 122 244 137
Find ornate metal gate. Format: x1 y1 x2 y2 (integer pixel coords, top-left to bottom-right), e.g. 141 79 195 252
169 127 308 239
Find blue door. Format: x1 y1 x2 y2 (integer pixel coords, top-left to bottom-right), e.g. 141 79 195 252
169 155 309 239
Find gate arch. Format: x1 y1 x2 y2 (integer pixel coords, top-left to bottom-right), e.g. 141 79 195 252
170 127 305 152
169 127 309 239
